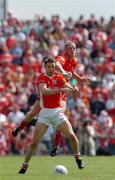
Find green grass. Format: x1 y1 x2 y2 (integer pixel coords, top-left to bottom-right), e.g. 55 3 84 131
0 156 115 180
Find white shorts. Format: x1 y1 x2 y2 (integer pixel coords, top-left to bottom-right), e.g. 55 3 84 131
37 108 68 128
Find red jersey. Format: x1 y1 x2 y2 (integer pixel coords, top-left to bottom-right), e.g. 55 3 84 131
56 54 77 73
56 54 77 101
36 73 66 108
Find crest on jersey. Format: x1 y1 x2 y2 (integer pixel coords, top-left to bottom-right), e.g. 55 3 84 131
54 80 58 86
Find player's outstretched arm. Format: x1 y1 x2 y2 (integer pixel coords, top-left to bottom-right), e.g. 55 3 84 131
64 82 79 94
39 83 73 95
56 61 72 80
39 83 62 95
73 72 92 83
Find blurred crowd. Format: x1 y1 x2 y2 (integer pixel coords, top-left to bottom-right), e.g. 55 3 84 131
0 12 115 156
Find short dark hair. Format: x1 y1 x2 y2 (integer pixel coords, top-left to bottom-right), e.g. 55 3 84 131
43 57 56 65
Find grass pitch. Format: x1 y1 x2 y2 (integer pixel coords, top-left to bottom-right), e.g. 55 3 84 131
0 156 115 180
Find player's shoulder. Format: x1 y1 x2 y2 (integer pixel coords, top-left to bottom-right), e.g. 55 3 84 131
36 73 47 83
56 54 65 61
37 73 45 80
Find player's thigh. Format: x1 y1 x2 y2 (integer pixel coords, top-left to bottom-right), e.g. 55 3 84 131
60 100 66 112
32 123 48 144
57 120 74 138
25 101 40 122
31 100 41 115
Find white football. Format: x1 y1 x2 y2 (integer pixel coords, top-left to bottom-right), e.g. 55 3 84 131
54 165 68 175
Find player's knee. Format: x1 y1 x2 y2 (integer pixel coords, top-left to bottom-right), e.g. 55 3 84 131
29 113 34 118
28 111 34 118
31 141 38 148
25 112 32 120
26 111 34 122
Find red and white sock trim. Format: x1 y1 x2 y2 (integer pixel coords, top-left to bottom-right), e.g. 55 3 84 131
74 153 81 160
22 163 29 169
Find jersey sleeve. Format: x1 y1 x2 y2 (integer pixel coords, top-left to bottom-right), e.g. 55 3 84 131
36 75 46 89
56 56 64 65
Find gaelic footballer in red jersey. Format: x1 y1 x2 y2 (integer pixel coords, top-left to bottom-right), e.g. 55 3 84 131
56 41 91 83
18 57 84 174
50 41 92 156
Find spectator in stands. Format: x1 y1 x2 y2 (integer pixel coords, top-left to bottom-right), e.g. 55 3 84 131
7 104 25 125
108 124 115 155
90 93 106 115
78 119 96 156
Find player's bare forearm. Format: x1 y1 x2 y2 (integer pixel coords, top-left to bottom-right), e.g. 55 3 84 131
64 82 79 94
39 82 73 95
64 82 73 89
73 72 92 83
41 87 62 95
64 82 76 91
39 83 61 95
56 61 72 80
56 61 65 74
42 86 74 95
72 72 83 82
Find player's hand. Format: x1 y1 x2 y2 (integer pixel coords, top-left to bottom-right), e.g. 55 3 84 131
62 72 72 80
73 86 79 93
72 85 79 94
60 87 73 95
80 77 92 84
